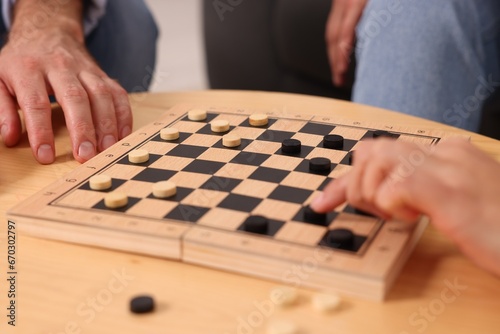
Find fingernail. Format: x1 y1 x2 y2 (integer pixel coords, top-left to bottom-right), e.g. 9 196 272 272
121 126 131 139
102 135 116 150
37 144 54 164
78 141 96 161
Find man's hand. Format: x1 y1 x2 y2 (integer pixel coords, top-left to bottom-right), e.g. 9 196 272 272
311 139 500 276
0 0 132 164
326 0 368 87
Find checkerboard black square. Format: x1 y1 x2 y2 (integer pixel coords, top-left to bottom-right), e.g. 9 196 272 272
200 176 242 193
217 194 262 212
268 185 313 204
248 167 289 183
319 232 367 252
167 144 208 159
164 204 209 222
299 123 336 135
182 160 225 175
256 130 295 143
230 152 271 166
132 168 177 183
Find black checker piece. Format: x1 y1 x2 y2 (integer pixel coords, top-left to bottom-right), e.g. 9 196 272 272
150 131 191 144
298 123 336 135
167 145 208 159
248 167 289 183
200 176 242 192
93 197 141 213
276 144 315 159
218 194 262 212
268 185 313 204
292 207 338 226
237 216 285 237
182 160 225 175
319 229 367 252
132 168 177 183
230 152 271 166
164 204 209 222
80 178 126 192
147 186 193 202
256 130 295 143
116 153 162 167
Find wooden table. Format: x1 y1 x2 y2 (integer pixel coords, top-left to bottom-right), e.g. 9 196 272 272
0 91 499 334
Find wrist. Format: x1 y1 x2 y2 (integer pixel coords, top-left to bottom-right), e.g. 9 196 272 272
9 0 85 44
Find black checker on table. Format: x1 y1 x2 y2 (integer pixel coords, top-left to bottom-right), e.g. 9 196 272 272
343 205 376 217
248 167 289 183
268 185 313 204
80 178 127 192
150 132 191 144
292 207 338 226
294 160 336 176
237 219 285 237
146 186 193 202
182 160 225 175
167 144 208 159
116 153 162 167
230 152 271 166
298 123 336 135
93 196 141 212
132 168 177 183
275 145 315 159
322 138 357 152
217 194 262 212
319 232 367 252
256 130 295 143
165 204 209 222
200 176 242 192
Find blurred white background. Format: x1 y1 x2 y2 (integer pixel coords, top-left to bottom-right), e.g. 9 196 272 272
144 0 208 92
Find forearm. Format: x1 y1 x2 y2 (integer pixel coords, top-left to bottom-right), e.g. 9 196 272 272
9 0 85 44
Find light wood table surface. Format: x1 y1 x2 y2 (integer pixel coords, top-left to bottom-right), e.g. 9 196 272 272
1 91 499 334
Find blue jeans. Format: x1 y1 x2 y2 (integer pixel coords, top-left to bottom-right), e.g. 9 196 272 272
0 0 158 93
354 0 500 131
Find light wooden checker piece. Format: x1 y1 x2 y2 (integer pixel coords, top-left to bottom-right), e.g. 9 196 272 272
7 104 463 300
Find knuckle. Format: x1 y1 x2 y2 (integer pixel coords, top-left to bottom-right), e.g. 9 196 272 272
88 82 111 97
70 119 96 137
62 85 88 103
96 117 116 133
21 93 49 112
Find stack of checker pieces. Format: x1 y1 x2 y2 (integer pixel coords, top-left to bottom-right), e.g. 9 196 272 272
8 105 437 300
